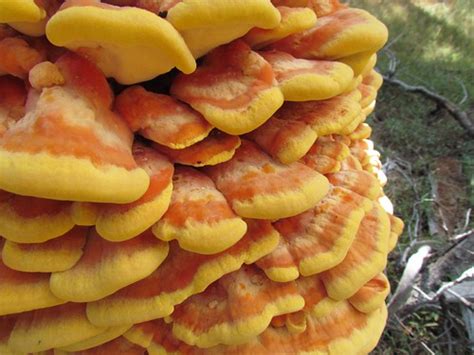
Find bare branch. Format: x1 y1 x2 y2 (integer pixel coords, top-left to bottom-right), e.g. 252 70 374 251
385 31 406 50
383 76 474 137
425 232 474 290
456 78 469 106
445 289 472 308
435 267 474 298
388 245 432 314
461 208 472 233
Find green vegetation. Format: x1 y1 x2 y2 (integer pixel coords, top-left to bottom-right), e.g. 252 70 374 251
349 0 473 353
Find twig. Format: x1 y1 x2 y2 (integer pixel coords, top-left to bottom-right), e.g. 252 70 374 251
456 78 469 105
393 313 442 354
385 31 406 50
445 289 472 308
451 230 473 242
435 266 474 298
388 245 432 314
461 208 472 233
384 48 399 78
383 76 474 137
408 267 474 310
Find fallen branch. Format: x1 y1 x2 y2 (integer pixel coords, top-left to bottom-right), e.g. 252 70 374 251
383 76 474 137
424 232 474 290
388 245 432 314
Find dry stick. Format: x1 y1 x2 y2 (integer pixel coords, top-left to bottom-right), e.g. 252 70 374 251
382 76 474 137
412 267 474 308
388 245 432 314
381 46 474 137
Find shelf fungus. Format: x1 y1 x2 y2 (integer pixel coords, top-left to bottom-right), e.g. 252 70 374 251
6 303 107 354
359 69 383 109
349 272 390 314
300 136 350 174
115 86 212 150
165 0 281 58
56 335 144 355
153 130 241 167
321 204 390 300
0 53 150 203
169 265 304 347
1 227 87 273
205 140 329 219
244 6 316 49
95 143 174 242
152 167 247 255
46 0 196 84
86 220 279 326
274 90 362 137
130 301 387 354
259 50 354 101
0 2 402 353
0 191 74 243
171 41 284 135
270 8 388 62
0 247 65 316
49 229 169 302
256 186 372 282
245 112 317 164
0 0 47 36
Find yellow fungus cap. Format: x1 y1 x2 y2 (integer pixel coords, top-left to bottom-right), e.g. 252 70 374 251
46 1 195 84
349 273 390 313
2 227 87 273
359 69 383 108
388 214 404 252
327 169 382 200
271 90 361 136
70 202 100 226
205 140 330 220
153 130 241 167
0 0 62 37
171 41 284 135
322 204 390 300
87 220 279 327
0 191 74 243
7 303 106 353
349 122 372 140
256 186 372 280
0 53 150 203
294 274 342 319
170 265 304 348
57 324 132 352
246 113 318 164
270 8 389 60
95 143 174 242
115 86 212 149
301 136 350 174
153 167 247 255
0 1 45 25
49 229 169 302
0 252 65 316
140 301 387 354
244 6 316 49
57 336 144 355
167 0 281 58
338 51 376 77
260 50 354 101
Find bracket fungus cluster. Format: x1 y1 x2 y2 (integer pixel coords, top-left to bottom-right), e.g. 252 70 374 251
0 1 403 354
